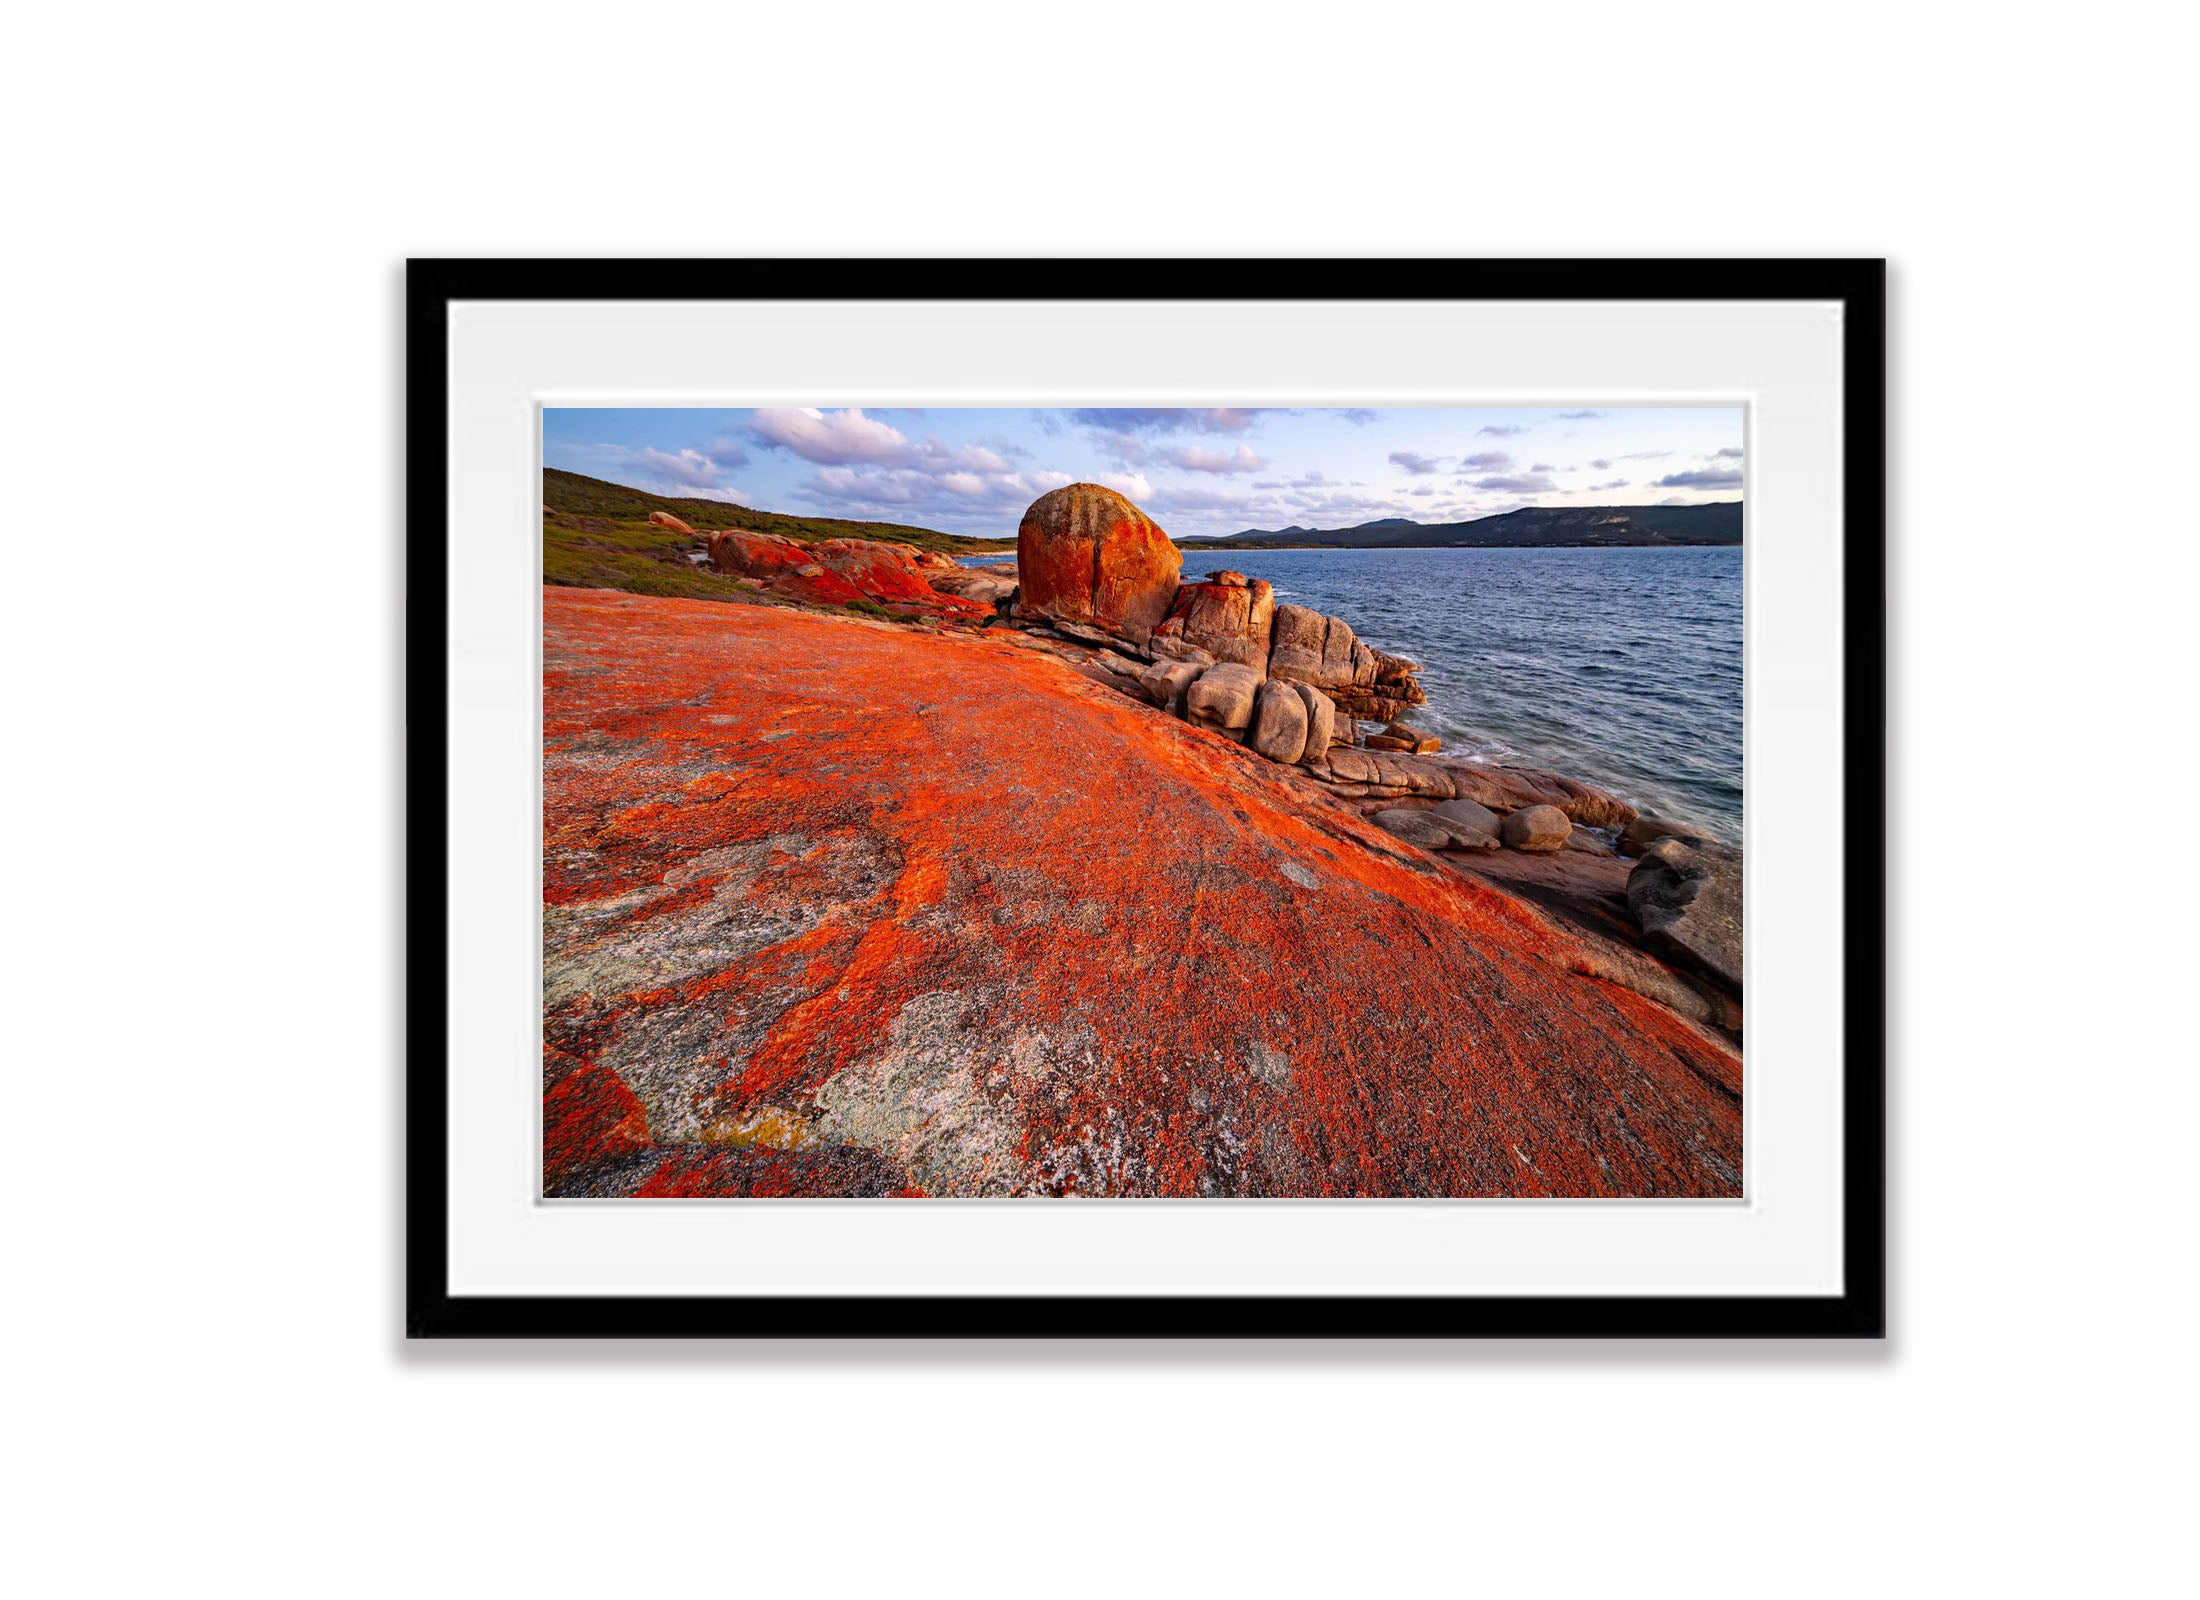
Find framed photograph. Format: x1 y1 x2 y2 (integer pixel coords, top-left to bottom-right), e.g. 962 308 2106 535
407 258 1884 1337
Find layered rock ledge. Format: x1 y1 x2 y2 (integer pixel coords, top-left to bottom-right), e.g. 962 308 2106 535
543 587 1742 1199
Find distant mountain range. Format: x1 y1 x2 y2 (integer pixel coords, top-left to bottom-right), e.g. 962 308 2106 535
1185 501 1742 550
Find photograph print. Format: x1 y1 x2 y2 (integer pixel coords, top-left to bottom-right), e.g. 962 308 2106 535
541 403 1744 1200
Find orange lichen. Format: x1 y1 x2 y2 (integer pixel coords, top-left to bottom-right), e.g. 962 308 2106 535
542 586 1741 1198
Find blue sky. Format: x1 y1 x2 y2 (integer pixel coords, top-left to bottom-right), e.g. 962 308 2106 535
544 406 1744 541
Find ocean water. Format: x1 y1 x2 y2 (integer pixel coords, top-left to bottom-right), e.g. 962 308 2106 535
973 545 1743 841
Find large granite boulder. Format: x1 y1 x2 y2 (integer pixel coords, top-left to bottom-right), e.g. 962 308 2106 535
1628 837 1743 992
1151 576 1275 669
1266 603 1427 720
1431 796 1504 848
1501 804 1572 853
1015 483 1182 645
1247 679 1310 764
1269 604 1375 691
708 528 810 577
1183 662 1261 737
1620 813 1711 855
1139 659 1206 714
1292 683 1336 764
648 510 695 533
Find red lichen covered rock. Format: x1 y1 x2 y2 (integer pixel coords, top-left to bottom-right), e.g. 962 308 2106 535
1014 483 1183 645
1151 576 1276 670
809 538 956 605
706 530 986 615
542 587 1738 1199
707 528 810 578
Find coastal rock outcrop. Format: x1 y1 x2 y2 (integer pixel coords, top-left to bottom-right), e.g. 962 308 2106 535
1247 679 1309 764
1138 659 1206 714
1620 813 1710 855
1431 796 1504 849
1628 836 1743 992
542 586 1742 1199
1268 603 1375 693
707 528 808 577
707 530 987 616
1183 661 1261 737
1266 602 1428 722
809 538 958 606
1150 574 1276 670
1015 482 1182 645
648 510 696 533
1502 804 1573 853
1292 682 1336 764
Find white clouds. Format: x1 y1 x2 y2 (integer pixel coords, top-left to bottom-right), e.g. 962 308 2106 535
548 439 752 501
1655 467 1744 489
1174 443 1266 474
750 407 915 466
631 447 727 488
552 402 1745 541
1099 471 1156 502
1065 407 1257 434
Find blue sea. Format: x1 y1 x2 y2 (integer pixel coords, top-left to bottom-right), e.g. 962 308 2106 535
973 545 1743 841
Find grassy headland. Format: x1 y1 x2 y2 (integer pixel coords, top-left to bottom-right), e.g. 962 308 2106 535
542 468 1014 602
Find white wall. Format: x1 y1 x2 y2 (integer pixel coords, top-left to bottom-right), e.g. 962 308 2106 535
6 3 2189 1595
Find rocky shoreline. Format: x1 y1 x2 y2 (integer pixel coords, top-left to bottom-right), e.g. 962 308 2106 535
941 484 1742 1027
543 483 1744 1197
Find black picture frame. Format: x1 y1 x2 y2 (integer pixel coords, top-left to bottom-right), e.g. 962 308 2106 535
406 258 1885 1340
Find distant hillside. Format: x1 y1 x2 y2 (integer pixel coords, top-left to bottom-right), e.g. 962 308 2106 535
541 468 1014 602
1190 501 1743 550
542 468 1013 554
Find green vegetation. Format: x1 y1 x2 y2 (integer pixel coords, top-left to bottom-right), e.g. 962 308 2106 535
842 597 897 619
540 509 773 601
542 466 1014 607
543 468 1014 554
